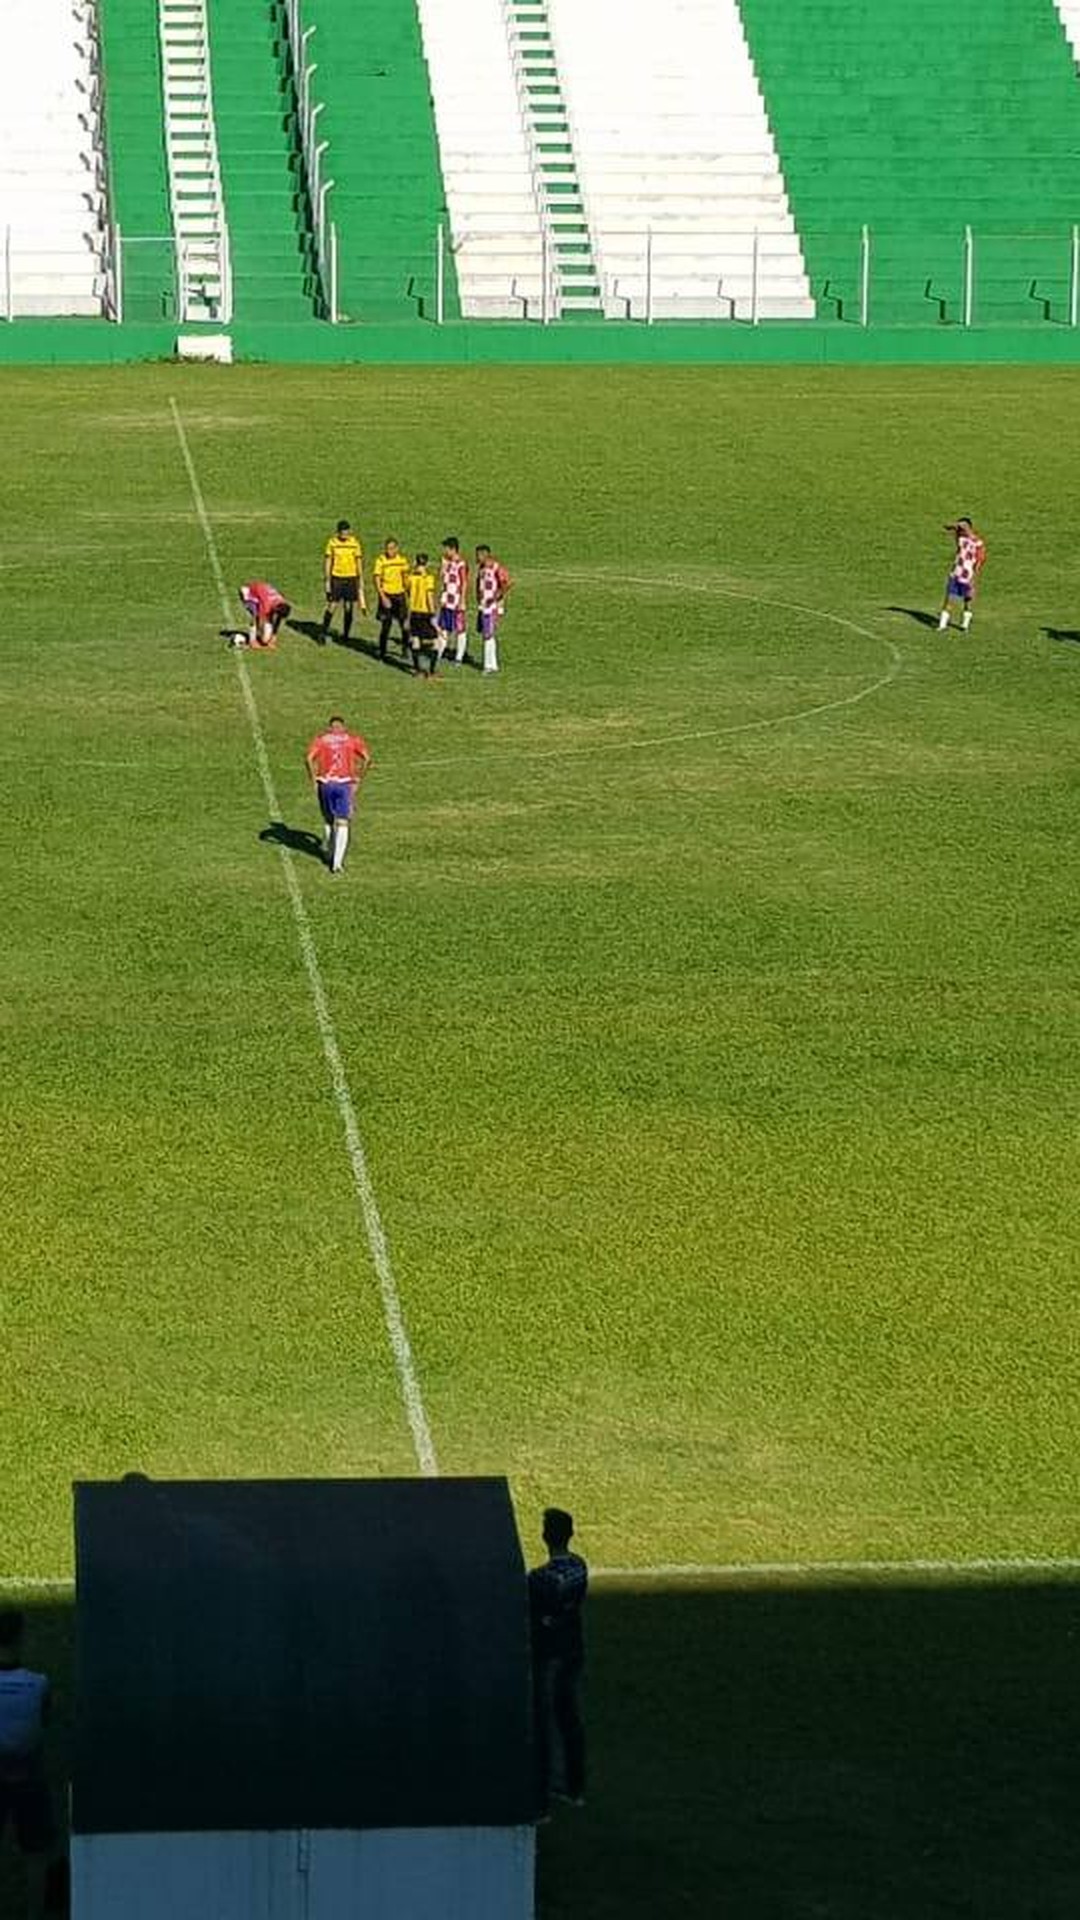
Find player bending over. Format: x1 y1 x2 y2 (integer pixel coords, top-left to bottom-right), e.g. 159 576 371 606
305 715 371 875
322 520 365 645
475 544 513 674
938 518 986 632
439 535 470 666
239 581 291 650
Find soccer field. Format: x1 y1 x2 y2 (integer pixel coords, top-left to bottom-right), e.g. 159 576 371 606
3 362 1080 1913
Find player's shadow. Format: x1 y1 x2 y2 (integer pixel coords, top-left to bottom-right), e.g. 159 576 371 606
258 823 325 863
285 617 329 649
884 606 940 629
1042 626 1080 645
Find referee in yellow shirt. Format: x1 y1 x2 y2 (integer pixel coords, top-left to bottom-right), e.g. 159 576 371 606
322 520 365 646
373 537 411 662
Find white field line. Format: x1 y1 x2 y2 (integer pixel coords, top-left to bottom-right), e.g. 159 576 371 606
168 397 437 1479
408 574 904 771
6 1553 1080 1595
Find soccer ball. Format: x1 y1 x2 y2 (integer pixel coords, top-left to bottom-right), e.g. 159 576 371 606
229 631 248 650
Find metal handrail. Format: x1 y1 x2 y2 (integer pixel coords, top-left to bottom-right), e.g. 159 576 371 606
284 0 336 318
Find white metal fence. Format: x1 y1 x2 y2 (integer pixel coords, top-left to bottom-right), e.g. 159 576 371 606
6 222 1080 327
425 224 1080 326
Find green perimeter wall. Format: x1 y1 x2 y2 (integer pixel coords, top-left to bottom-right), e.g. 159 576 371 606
98 0 177 322
4 320 1080 365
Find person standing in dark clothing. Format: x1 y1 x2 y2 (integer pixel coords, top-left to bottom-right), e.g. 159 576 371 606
528 1508 587 1814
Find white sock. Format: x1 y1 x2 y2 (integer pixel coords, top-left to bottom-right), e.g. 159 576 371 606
961 609 972 631
454 633 467 663
483 635 499 673
432 641 446 671
937 611 949 631
331 822 349 872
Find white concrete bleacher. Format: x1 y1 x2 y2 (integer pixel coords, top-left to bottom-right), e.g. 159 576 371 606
414 0 549 318
1052 0 1080 66
0 0 108 317
544 0 814 320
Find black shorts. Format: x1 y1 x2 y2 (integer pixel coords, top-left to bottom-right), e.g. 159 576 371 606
269 601 291 630
409 612 436 642
380 592 408 625
0 1775 54 1854
328 577 358 604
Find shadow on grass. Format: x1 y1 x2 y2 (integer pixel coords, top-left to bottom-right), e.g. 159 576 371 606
285 617 329 649
258 822 325 863
884 606 941 630
9 1577 1078 1920
539 1577 1080 1920
1042 627 1080 646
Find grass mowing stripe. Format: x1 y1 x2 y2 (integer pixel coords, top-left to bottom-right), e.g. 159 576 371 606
168 396 438 1480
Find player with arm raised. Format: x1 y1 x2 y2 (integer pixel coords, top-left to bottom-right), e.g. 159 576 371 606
938 518 986 633
304 714 371 875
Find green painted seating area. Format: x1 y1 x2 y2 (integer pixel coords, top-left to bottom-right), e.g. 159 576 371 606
98 0 177 321
302 0 458 322
738 0 1080 326
207 0 318 321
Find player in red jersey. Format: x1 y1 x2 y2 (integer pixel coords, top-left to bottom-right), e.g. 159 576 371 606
304 715 371 874
938 519 986 632
439 535 470 667
475 545 513 674
238 581 291 650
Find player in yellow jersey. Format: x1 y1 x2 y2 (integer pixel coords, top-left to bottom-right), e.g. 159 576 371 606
321 520 365 646
407 552 439 678
373 537 411 662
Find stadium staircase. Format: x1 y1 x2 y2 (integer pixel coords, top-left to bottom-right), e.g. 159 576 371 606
416 0 543 318
158 0 232 320
303 0 458 322
206 0 318 321
502 0 601 315
737 0 1080 326
545 0 812 320
99 0 176 320
0 0 110 316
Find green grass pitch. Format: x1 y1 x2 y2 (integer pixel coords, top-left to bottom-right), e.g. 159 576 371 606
2 362 1079 1914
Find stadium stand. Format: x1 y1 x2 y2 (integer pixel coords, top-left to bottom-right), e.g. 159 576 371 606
207 0 318 320
98 0 176 321
545 0 813 320
738 0 1080 326
415 0 549 319
158 0 231 321
0 0 110 317
1052 0 1080 68
303 0 458 322
501 0 601 316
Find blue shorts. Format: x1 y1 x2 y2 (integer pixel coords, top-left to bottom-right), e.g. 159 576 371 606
946 573 973 602
317 779 354 823
477 609 498 639
437 606 463 635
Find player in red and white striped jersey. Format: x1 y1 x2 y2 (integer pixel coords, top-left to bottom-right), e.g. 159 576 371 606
938 518 986 632
438 536 470 667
